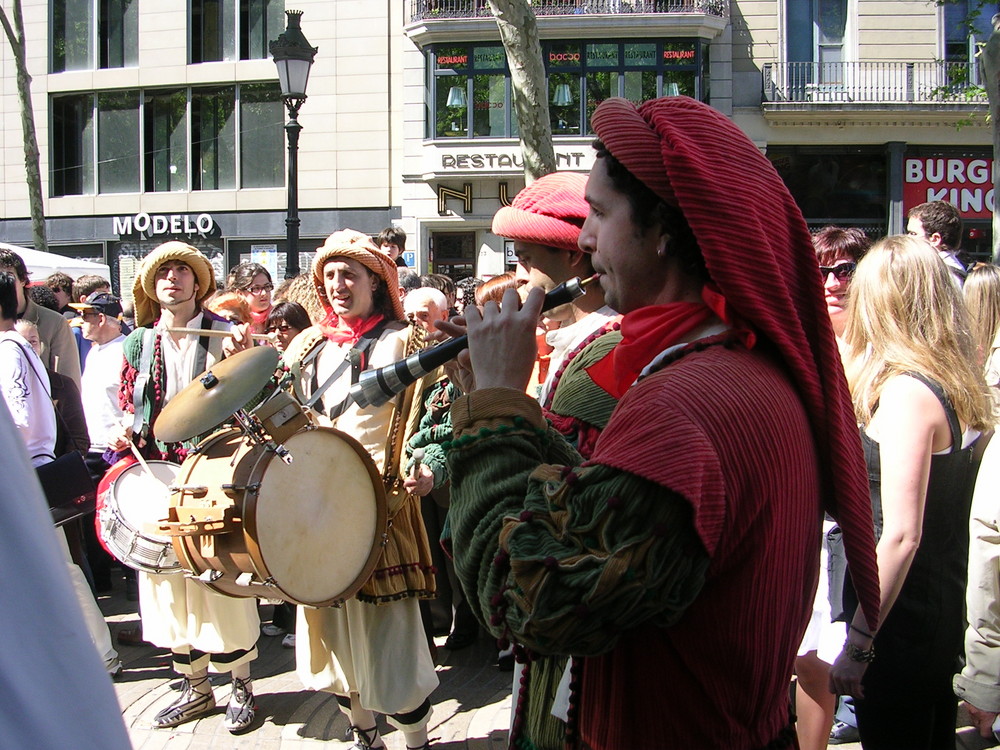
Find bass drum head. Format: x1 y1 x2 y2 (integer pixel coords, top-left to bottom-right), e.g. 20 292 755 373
248 428 386 606
112 461 181 544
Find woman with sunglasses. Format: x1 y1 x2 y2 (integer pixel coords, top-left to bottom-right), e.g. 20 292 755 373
265 301 310 353
829 235 993 748
227 262 274 334
814 226 868 339
795 227 871 750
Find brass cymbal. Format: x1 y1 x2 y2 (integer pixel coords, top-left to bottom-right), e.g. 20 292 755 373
155 346 280 444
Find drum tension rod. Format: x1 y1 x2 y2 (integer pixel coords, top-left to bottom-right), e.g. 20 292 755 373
222 482 261 494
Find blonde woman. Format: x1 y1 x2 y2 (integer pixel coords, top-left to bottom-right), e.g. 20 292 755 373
829 235 994 748
964 262 1000 394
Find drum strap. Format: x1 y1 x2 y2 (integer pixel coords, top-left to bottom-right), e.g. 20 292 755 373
309 321 390 420
131 328 157 436
190 313 222 378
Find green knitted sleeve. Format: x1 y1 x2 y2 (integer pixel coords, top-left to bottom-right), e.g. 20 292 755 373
448 419 710 658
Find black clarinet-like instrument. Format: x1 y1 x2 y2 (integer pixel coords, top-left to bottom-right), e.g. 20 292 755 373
350 274 599 408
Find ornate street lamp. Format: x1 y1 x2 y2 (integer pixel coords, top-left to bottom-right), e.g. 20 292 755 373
269 10 318 279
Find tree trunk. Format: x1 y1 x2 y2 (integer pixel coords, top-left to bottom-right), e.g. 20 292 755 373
0 0 48 252
487 0 556 183
983 16 1000 262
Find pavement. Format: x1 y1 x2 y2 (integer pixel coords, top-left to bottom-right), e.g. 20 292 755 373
98 569 1000 749
99 571 513 749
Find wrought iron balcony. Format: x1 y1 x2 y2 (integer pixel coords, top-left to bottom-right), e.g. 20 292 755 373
763 61 987 106
408 0 728 22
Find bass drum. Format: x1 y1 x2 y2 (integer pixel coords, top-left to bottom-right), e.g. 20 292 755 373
97 458 182 574
166 426 387 607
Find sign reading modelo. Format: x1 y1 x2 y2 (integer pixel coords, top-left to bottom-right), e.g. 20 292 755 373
903 157 994 218
113 213 215 236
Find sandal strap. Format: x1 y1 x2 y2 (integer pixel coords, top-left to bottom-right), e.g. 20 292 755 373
350 724 380 749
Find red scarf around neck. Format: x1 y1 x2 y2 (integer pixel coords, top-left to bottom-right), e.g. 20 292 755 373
319 311 385 346
586 285 754 398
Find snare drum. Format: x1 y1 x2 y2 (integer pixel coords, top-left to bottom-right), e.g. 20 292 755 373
163 426 387 607
97 458 182 574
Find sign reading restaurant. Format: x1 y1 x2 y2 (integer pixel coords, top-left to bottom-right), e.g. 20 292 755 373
113 212 215 236
434 146 595 174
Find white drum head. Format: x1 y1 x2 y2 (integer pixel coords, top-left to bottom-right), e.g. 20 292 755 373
112 461 180 542
253 429 381 605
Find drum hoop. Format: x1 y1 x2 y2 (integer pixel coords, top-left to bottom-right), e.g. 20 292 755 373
243 425 389 607
105 459 183 573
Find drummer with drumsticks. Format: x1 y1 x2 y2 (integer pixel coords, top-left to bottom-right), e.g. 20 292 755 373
107 241 260 734
279 229 437 750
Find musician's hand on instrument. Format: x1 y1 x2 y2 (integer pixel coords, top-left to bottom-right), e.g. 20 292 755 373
224 323 253 356
465 286 544 392
108 424 134 453
403 465 434 497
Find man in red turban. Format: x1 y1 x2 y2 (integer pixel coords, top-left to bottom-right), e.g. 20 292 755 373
443 96 880 749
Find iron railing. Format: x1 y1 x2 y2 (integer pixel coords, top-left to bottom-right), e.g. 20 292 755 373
763 61 987 105
409 0 728 22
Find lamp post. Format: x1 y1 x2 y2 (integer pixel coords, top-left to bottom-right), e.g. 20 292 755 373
269 10 317 279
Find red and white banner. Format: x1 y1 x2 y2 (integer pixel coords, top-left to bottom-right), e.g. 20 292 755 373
903 157 994 219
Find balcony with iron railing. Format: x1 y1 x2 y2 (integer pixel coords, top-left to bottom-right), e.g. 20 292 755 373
405 0 729 44
763 61 987 111
408 0 728 21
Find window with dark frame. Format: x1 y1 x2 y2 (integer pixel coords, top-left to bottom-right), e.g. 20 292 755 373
429 38 707 140
49 83 282 197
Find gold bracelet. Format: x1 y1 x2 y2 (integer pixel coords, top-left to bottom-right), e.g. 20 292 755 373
845 641 875 663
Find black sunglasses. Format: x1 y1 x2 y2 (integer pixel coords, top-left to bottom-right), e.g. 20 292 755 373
818 262 856 281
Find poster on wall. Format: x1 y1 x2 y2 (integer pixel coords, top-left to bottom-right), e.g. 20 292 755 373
903 156 993 219
250 244 279 280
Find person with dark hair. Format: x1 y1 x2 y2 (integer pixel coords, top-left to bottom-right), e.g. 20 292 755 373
398 266 421 295
439 97 881 749
265 301 310 352
226 262 273 333
455 276 483 315
45 271 75 314
0 248 81 388
907 200 966 283
109 241 260 734
811 225 871 340
72 274 111 305
28 284 60 311
282 229 437 750
377 225 409 267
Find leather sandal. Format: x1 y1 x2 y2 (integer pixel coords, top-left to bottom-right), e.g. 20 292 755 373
153 678 215 728
350 724 381 749
223 677 256 734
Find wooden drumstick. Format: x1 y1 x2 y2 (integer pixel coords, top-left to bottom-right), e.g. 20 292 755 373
410 448 425 480
166 327 274 341
128 439 152 476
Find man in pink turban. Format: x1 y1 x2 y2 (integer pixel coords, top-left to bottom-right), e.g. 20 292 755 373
442 97 880 749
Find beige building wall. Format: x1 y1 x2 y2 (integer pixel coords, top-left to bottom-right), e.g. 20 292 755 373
0 0 401 227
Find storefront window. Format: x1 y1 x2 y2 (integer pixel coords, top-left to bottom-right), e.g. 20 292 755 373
144 89 188 192
430 38 707 140
768 146 887 224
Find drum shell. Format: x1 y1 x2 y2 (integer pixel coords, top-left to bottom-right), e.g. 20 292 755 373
168 426 387 607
